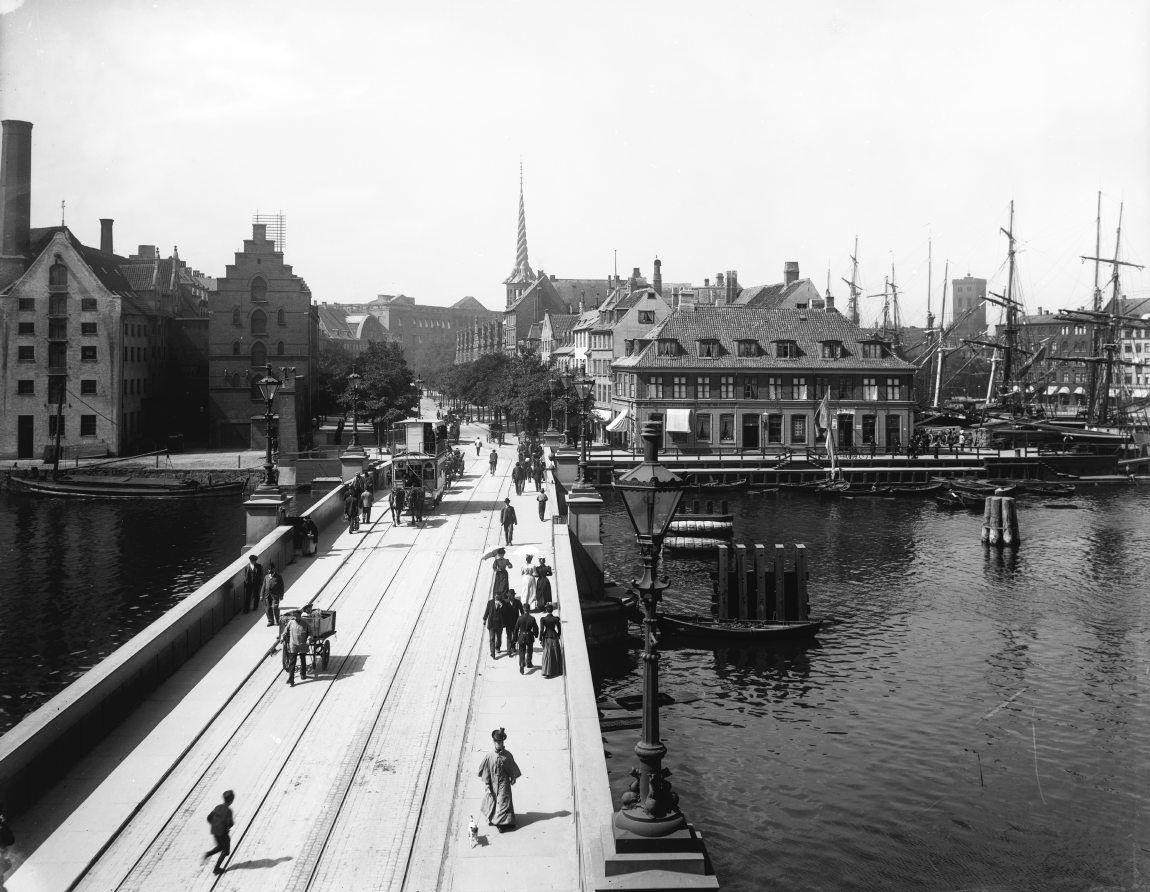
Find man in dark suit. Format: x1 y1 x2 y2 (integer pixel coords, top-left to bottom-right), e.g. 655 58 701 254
513 607 539 674
411 486 426 524
499 498 517 545
501 592 522 659
482 593 505 659
242 554 263 614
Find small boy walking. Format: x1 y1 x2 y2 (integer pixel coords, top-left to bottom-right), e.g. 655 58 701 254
203 790 235 875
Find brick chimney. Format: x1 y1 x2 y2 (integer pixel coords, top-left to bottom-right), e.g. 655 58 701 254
653 257 662 295
725 269 738 304
253 222 267 241
784 261 800 286
100 218 114 254
0 120 33 287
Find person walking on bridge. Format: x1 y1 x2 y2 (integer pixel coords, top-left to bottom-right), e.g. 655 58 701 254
411 485 426 524
482 591 505 659
532 460 543 492
475 436 482 456
501 591 522 659
488 448 498 475
360 488 373 525
514 607 539 674
243 554 263 614
203 790 235 875
478 728 521 833
344 488 360 533
499 497 517 545
262 563 284 627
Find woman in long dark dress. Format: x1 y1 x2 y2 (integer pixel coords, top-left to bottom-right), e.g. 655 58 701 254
491 548 512 598
533 558 553 612
540 603 563 678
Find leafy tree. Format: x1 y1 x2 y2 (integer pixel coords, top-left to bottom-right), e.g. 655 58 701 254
314 344 355 417
339 341 419 443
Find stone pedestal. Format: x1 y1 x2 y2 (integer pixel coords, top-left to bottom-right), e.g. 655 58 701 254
243 491 288 551
552 449 580 489
339 447 368 482
599 824 717 889
566 489 604 599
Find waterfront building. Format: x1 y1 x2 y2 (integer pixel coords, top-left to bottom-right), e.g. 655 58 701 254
208 222 318 450
317 303 389 355
995 306 1093 414
1118 298 1150 397
610 305 915 451
950 275 988 341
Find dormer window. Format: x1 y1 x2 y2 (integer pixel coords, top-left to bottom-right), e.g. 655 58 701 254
774 340 801 359
637 310 655 325
657 339 680 357
624 339 635 356
861 341 888 359
697 339 720 358
736 339 761 357
821 340 845 359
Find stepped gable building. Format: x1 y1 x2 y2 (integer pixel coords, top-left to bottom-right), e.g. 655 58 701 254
208 222 317 450
317 303 389 355
610 305 915 452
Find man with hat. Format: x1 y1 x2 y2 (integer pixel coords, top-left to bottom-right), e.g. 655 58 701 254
281 609 309 686
261 562 284 627
477 728 521 832
513 604 539 674
499 497 517 545
501 591 522 659
242 553 263 614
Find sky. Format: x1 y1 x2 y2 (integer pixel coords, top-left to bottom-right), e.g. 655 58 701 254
1 0 1148 330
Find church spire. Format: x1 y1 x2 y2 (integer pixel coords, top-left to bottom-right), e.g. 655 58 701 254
505 161 534 290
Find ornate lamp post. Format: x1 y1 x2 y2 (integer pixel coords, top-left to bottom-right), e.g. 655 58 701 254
347 371 364 452
613 421 687 838
255 363 283 494
414 376 425 409
562 369 595 487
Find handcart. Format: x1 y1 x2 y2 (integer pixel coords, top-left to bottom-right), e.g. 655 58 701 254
278 605 337 672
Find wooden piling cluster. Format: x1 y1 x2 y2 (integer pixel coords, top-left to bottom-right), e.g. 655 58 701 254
715 543 810 622
980 489 1021 548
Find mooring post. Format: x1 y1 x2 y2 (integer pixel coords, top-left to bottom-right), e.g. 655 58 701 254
773 543 786 621
754 544 767 621
795 543 809 620
735 544 748 620
717 544 729 620
1000 490 1021 547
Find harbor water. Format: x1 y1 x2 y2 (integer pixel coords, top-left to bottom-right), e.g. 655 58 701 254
596 486 1150 891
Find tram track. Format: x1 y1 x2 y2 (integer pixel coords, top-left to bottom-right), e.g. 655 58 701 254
68 450 503 891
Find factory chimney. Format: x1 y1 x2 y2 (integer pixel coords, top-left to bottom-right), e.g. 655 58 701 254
100 218 114 255
0 120 33 287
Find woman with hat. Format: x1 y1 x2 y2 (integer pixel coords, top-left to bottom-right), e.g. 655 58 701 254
540 603 564 678
533 557 553 612
477 728 522 832
491 548 512 598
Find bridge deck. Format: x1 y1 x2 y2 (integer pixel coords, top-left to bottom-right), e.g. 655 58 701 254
8 432 580 892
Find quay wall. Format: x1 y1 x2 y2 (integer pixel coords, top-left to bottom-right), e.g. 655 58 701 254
0 465 386 816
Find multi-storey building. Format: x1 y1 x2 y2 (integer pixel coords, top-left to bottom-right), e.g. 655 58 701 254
610 306 915 452
208 222 317 450
538 312 577 365
1118 298 1150 397
951 275 987 341
996 307 1093 413
352 294 493 372
317 303 389 355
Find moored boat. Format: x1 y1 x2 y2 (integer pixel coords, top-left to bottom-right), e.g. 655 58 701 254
844 482 943 498
660 613 823 640
6 473 244 500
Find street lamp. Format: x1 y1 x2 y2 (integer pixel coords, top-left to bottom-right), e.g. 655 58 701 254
347 371 363 452
256 363 283 493
414 377 425 408
571 370 595 487
612 420 687 839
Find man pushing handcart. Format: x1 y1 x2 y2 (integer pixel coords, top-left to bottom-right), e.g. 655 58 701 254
278 603 337 685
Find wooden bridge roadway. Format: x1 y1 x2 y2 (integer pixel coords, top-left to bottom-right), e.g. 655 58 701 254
6 430 588 891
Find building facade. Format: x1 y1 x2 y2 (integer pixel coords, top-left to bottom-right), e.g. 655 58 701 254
208 222 317 450
352 294 493 371
611 306 916 452
317 303 389 355
951 275 987 341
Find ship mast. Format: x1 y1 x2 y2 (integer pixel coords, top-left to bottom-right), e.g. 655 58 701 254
1000 201 1018 393
926 238 934 331
1086 191 1102 420
842 236 862 326
932 260 949 407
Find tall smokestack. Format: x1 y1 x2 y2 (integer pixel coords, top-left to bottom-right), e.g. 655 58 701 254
0 120 33 277
784 261 800 286
100 218 114 254
653 257 662 295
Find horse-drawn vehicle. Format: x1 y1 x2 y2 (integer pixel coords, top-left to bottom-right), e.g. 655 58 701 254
390 417 452 508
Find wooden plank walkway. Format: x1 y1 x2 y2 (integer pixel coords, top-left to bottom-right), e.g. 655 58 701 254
6 425 582 892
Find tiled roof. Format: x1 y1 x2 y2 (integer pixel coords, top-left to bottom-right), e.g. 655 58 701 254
318 304 355 339
23 227 141 305
733 280 810 309
121 264 156 291
614 306 915 371
550 277 611 312
547 313 578 336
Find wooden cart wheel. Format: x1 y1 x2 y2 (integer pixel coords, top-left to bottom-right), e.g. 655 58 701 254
282 646 292 672
321 639 331 672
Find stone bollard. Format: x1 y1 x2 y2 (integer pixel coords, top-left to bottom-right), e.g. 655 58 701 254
981 489 1020 548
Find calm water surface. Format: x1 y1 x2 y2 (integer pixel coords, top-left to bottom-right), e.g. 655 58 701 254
0 487 321 735
595 487 1150 891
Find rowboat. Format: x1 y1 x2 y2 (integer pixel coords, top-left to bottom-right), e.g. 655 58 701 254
6 473 245 500
933 489 984 510
843 482 944 498
934 478 1020 496
662 536 726 552
660 613 823 641
682 475 749 490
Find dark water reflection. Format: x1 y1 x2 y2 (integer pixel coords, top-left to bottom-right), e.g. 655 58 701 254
0 487 321 735
594 487 1150 891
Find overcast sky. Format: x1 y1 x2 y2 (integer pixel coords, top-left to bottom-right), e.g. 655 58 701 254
1 0 1147 329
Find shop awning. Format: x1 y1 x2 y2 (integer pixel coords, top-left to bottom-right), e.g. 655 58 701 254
594 408 614 422
1057 386 1070 394
606 407 631 432
665 408 693 433
1073 386 1085 395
